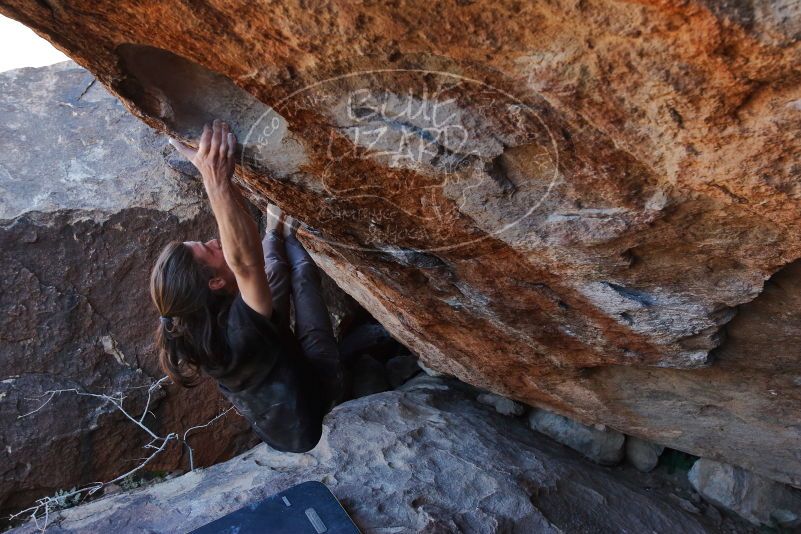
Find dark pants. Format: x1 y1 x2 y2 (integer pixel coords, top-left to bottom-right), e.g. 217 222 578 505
262 230 346 409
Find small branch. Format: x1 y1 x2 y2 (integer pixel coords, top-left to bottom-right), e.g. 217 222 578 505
10 376 237 531
20 384 163 440
183 407 234 471
140 376 170 424
102 433 177 488
18 391 59 418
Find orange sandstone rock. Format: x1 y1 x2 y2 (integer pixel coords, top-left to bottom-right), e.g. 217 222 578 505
1 0 799 486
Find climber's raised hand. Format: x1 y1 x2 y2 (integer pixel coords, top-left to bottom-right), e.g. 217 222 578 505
169 119 236 193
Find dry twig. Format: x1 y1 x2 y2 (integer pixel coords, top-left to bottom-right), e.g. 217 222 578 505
9 376 236 532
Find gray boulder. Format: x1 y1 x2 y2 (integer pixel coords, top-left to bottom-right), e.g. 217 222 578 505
689 459 801 528
477 392 526 417
12 379 719 533
528 409 625 465
626 436 665 472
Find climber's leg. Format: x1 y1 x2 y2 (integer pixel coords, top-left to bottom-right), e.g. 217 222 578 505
262 205 291 329
284 225 347 408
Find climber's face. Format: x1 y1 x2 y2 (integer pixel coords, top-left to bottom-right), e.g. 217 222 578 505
184 239 237 293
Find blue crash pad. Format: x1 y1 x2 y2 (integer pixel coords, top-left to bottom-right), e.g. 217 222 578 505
189 481 360 533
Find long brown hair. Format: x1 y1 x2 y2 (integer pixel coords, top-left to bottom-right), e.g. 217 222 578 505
150 241 230 386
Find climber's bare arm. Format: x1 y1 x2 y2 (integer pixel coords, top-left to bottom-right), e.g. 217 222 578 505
170 120 272 318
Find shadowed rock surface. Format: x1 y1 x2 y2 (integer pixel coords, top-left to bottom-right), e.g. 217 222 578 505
1 0 800 488
9 378 747 534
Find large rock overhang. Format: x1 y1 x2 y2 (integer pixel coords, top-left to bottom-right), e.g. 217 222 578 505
1 0 799 486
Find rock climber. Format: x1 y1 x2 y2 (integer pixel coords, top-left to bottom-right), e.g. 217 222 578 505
149 119 345 453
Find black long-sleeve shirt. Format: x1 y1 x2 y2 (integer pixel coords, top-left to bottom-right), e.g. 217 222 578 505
204 294 326 453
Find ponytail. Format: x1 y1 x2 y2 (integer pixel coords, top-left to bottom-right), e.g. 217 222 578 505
150 241 229 386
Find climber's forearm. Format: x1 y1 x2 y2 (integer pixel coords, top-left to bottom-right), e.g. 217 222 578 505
206 182 264 273
186 119 263 274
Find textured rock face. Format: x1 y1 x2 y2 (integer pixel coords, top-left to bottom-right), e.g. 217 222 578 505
528 409 626 466
0 62 258 515
689 459 801 528
626 436 665 473
1 0 800 486
11 378 730 534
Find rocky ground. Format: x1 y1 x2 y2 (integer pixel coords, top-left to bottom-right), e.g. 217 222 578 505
8 376 760 534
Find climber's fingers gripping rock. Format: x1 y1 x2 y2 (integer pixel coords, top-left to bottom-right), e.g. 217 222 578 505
169 119 237 190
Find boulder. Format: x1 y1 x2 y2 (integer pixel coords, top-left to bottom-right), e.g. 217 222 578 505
2 0 801 487
0 62 258 517
477 392 527 417
528 409 625 466
348 355 391 398
11 379 724 534
384 354 422 388
626 436 665 473
417 360 446 378
689 459 801 528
